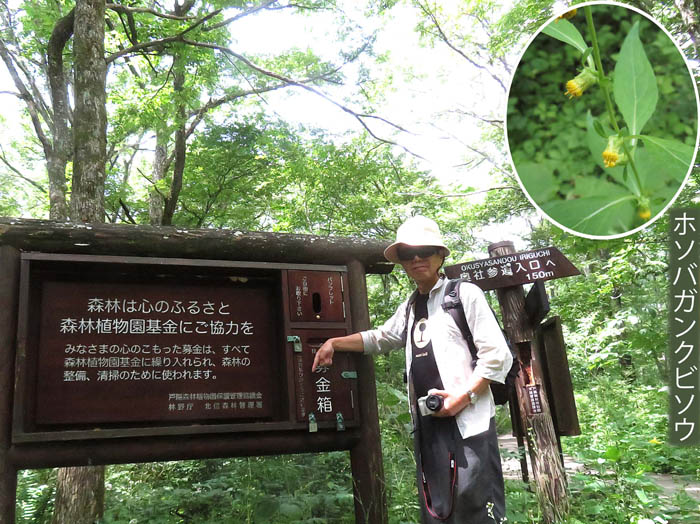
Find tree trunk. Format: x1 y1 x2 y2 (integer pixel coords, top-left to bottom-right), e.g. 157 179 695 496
149 129 167 225
54 0 108 520
46 8 75 221
51 467 104 524
674 0 700 58
161 60 187 226
70 0 107 222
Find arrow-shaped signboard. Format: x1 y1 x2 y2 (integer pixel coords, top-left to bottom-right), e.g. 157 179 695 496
444 246 580 291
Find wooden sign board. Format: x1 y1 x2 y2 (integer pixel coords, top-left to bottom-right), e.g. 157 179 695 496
12 254 358 443
34 280 278 426
444 246 580 291
536 316 580 437
525 280 550 326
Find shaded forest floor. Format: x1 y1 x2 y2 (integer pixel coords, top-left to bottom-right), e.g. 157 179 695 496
498 435 700 502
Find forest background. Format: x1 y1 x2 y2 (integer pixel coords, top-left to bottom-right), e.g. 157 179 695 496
1 0 699 522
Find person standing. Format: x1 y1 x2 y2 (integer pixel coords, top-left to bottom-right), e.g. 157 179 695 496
312 215 512 523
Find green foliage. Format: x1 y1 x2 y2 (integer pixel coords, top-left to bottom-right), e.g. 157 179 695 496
100 455 355 523
508 5 697 236
15 469 55 524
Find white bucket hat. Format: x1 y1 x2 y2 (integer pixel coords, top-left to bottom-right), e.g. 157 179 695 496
383 215 450 263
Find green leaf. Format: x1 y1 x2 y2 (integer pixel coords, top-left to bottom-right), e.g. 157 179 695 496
592 119 607 139
635 489 650 504
515 161 558 203
634 148 680 202
613 22 658 136
604 445 622 461
542 19 587 54
542 190 637 236
581 47 593 68
640 135 696 182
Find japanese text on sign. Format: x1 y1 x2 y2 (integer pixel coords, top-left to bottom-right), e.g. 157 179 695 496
35 280 277 425
669 209 700 445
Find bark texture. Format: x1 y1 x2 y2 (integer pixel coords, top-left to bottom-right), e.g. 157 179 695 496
51 467 105 524
46 8 75 221
0 217 393 273
149 130 167 225
70 0 107 222
674 0 700 57
57 0 108 518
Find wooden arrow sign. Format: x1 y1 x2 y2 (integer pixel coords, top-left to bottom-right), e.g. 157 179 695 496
444 246 580 291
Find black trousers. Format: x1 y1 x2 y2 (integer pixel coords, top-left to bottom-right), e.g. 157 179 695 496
413 417 506 524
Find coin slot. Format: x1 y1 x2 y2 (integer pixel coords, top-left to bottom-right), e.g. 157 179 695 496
312 292 322 315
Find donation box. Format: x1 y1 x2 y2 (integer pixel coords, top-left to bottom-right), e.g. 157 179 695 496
12 254 360 443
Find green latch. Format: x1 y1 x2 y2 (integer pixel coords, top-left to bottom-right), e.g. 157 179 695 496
336 412 345 432
341 371 357 379
287 335 302 353
308 412 318 433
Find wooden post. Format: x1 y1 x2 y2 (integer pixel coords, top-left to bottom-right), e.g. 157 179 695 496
488 242 569 523
346 259 387 524
0 246 20 524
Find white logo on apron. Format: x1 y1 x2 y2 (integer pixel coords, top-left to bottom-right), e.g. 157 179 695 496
413 317 431 349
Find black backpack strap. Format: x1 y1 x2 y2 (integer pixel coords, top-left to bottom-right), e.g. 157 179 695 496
441 279 478 365
402 289 419 384
401 288 420 346
442 278 520 405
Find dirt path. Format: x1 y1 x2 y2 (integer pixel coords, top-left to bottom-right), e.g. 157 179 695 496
497 435 700 502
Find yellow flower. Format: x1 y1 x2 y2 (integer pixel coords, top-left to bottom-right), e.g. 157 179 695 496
565 68 598 99
649 438 662 445
557 9 577 20
602 135 628 168
636 196 651 221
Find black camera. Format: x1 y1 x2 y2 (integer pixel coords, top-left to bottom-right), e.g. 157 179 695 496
417 394 444 416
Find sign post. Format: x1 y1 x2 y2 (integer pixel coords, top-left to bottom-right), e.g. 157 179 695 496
0 246 20 524
446 241 581 524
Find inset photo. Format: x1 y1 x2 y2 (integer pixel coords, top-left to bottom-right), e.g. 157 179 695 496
506 2 699 238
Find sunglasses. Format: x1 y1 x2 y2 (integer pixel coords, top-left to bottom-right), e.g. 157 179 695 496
396 246 440 261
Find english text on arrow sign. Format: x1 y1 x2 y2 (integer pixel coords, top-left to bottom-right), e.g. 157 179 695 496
444 247 580 291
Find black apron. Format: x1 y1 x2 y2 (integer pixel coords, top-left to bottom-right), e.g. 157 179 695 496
410 293 458 521
409 293 507 524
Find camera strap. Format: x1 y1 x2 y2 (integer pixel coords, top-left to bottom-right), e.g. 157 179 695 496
415 418 458 521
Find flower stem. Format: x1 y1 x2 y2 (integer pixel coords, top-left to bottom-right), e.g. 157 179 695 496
584 6 643 196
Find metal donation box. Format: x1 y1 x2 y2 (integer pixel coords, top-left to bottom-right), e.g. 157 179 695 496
12 254 359 442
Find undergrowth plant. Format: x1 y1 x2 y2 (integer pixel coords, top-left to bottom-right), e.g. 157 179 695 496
509 5 697 236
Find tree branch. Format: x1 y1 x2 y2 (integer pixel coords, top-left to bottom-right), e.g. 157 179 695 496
105 8 222 63
203 0 278 32
396 186 518 198
0 145 47 193
118 198 137 224
413 0 507 92
106 3 197 20
0 39 52 155
181 39 423 158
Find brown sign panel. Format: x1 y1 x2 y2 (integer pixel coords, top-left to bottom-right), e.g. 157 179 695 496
444 247 580 290
29 275 282 427
287 271 345 322
536 316 580 437
525 280 550 326
290 329 358 427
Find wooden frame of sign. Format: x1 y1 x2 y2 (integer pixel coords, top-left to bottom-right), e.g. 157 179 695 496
0 219 392 524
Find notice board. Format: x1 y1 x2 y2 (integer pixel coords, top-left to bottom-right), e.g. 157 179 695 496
12 254 358 443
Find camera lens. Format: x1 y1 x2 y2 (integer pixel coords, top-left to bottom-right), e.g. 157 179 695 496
425 394 443 412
